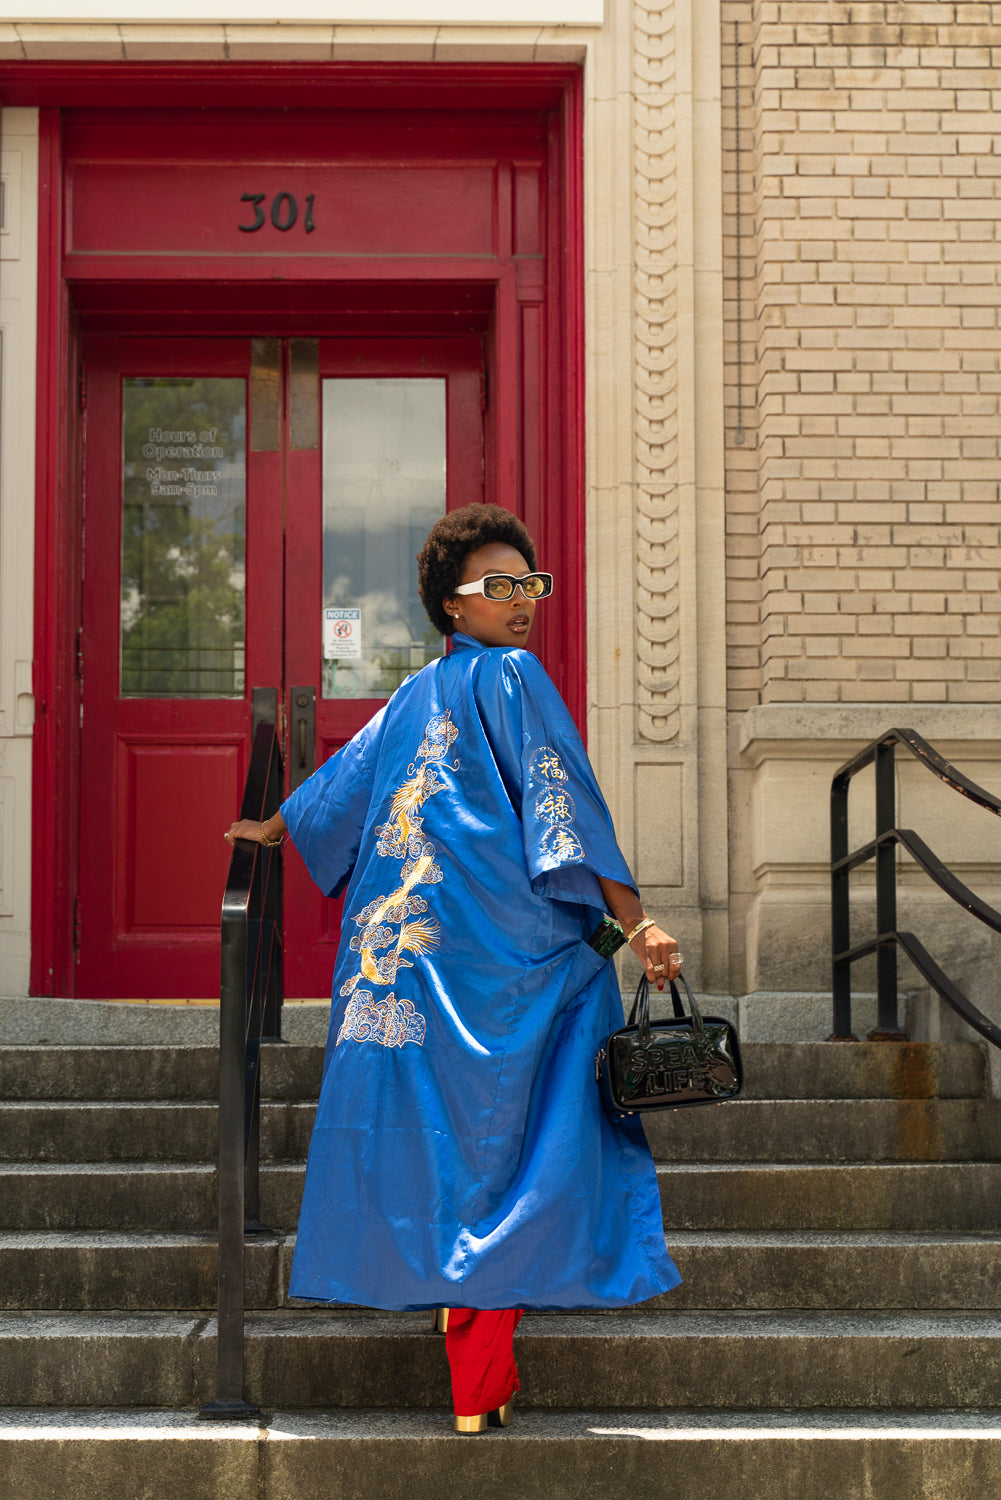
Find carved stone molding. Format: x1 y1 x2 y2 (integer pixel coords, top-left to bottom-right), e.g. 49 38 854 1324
633 0 680 742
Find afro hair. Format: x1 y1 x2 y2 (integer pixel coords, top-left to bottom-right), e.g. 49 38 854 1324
417 503 538 636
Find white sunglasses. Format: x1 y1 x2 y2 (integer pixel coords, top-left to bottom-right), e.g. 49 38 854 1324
454 571 554 602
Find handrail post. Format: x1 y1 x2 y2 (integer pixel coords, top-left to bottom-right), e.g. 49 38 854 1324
830 769 855 1040
201 707 282 1420
243 882 264 1233
200 893 259 1418
872 737 905 1040
262 742 284 1044
244 1033 263 1232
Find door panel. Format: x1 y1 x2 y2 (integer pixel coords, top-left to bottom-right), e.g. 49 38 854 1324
121 737 244 929
78 333 484 998
77 338 282 998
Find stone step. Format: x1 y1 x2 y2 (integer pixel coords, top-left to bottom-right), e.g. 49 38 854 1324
2 1229 999 1313
0 1040 986 1102
2 1311 1000 1410
4 1097 1000 1164
0 1163 218 1232
0 1046 217 1102
658 1162 1001 1232
0 1102 299 1162
6 1159 1001 1235
741 1041 987 1101
0 1045 321 1103
257 1158 1001 1235
3 1407 1001 1500
641 1098 1001 1162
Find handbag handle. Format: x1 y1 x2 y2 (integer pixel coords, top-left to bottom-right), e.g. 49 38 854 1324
627 970 705 1044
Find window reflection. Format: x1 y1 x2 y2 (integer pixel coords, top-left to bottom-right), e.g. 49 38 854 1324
322 378 446 699
120 377 246 699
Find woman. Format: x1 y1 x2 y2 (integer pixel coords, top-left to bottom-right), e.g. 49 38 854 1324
226 503 682 1432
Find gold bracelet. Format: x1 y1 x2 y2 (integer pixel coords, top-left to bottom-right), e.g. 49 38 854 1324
624 917 655 945
259 825 285 848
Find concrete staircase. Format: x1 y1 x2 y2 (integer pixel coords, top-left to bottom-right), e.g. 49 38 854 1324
1 1020 1000 1498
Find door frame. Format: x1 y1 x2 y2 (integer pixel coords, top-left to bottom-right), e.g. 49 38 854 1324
26 63 585 997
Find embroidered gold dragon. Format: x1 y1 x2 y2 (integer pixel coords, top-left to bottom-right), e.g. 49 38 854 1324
336 711 459 1049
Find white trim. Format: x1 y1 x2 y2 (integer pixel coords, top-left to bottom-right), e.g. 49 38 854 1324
0 153 22 262
2 1 603 21
0 109 39 996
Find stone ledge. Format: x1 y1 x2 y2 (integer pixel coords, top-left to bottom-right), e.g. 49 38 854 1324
737 703 1001 764
2 21 593 64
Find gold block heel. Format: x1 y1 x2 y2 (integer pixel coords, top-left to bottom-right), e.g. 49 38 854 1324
454 1400 514 1434
454 1412 489 1434
431 1307 450 1334
488 1401 514 1428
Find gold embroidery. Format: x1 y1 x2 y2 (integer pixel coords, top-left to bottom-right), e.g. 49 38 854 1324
531 747 568 784
336 711 458 1049
529 745 585 865
337 990 427 1048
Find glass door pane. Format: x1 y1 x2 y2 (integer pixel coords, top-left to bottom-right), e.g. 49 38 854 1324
120 377 246 698
320 378 446 699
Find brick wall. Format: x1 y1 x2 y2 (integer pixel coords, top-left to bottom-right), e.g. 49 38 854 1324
723 0 1001 709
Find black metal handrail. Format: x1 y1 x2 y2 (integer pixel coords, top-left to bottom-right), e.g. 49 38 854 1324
831 726 1001 1048
200 696 284 1419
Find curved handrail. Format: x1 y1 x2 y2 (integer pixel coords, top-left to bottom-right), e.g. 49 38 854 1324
832 726 1001 817
831 727 1001 1050
895 931 1001 1051
834 828 1001 937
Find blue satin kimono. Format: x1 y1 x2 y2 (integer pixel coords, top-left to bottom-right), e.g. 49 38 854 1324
283 632 681 1310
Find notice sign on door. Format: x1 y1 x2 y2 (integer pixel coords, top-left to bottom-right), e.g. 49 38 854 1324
323 607 362 660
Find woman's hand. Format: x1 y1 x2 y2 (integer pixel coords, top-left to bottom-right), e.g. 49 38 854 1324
595 877 682 992
629 923 681 992
224 814 287 847
225 819 268 845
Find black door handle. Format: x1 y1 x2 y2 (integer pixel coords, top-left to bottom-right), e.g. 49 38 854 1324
289 686 316 792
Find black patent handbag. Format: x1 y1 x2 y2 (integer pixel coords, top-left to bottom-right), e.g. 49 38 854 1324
595 971 743 1122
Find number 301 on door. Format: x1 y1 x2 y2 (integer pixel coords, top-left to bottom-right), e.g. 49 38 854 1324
239 192 317 234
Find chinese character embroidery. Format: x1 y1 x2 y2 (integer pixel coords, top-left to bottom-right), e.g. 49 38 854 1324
529 746 584 865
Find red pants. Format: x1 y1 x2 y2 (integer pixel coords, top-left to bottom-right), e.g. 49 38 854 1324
444 1308 524 1417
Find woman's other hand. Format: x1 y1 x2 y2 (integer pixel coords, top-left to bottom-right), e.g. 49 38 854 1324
630 923 681 992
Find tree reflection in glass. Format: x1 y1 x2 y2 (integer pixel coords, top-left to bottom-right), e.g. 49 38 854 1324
120 378 246 698
322 379 446 699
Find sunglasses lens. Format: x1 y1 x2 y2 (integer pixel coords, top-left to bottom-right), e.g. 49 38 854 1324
483 576 514 600
522 574 548 598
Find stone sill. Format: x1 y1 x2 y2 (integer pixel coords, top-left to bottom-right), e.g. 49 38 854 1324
0 22 592 63
738 704 1001 767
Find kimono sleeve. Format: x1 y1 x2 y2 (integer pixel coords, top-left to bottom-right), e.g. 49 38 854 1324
492 651 638 910
279 706 386 899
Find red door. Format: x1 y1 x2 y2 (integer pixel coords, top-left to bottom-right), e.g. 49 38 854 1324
76 333 484 998
282 339 485 995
